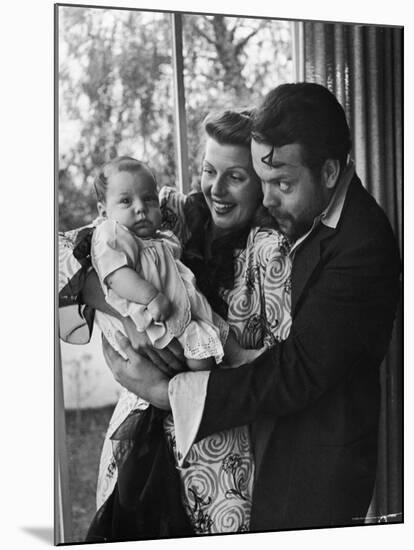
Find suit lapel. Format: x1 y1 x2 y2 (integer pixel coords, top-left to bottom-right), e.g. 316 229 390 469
253 225 336 481
253 179 360 482
291 224 335 314
291 175 361 313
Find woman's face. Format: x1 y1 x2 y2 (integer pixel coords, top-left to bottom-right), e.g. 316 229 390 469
201 137 262 235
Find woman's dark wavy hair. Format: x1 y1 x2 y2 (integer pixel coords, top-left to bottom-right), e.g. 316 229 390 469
94 155 156 203
252 82 352 174
203 109 254 148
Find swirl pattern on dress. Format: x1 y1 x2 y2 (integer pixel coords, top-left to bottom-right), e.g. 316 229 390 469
177 427 254 534
212 498 251 533
163 228 292 534
226 289 259 326
181 462 219 505
198 429 236 461
264 254 290 286
220 452 252 500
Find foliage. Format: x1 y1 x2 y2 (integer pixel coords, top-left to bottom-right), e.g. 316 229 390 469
65 406 114 541
58 7 293 231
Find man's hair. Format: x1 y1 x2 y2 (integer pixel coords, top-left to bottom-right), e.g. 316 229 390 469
203 109 254 148
252 82 352 173
94 155 156 203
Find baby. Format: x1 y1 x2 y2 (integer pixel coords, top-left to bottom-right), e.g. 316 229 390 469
92 155 232 371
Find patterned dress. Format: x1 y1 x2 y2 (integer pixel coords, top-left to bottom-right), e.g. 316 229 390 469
159 188 292 534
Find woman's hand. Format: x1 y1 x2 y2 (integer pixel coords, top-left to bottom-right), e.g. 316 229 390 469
226 347 267 368
224 330 267 368
102 332 171 410
121 316 187 377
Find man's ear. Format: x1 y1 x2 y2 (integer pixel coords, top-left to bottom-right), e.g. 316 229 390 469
322 159 341 189
97 201 107 218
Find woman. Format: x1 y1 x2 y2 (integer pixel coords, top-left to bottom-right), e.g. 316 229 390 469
58 109 292 540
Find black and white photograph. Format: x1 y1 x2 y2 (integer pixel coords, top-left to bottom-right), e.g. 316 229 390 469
54 1 403 546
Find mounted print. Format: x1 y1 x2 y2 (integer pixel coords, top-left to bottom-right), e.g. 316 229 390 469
55 2 403 545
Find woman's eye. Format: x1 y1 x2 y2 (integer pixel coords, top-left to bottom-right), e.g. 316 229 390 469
229 173 243 182
202 167 213 175
120 198 130 204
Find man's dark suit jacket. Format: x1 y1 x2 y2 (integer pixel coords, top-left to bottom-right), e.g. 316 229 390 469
197 175 401 531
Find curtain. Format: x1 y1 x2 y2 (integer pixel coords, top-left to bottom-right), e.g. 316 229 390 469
302 22 403 523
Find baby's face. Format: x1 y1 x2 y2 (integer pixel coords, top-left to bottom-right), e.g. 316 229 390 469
101 169 162 238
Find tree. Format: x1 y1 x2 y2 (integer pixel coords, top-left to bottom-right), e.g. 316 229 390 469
58 7 293 230
182 14 293 186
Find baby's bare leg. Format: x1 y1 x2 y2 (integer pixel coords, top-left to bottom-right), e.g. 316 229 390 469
186 357 215 371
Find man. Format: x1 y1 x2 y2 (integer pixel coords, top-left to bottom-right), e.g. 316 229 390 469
100 83 401 531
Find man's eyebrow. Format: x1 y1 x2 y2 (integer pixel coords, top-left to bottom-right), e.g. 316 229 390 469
268 160 288 168
260 146 288 169
261 157 299 170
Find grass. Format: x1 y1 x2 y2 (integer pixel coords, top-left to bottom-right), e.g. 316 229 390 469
65 405 115 543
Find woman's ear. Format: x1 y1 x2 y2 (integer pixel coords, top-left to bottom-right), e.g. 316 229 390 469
97 201 107 218
322 159 341 189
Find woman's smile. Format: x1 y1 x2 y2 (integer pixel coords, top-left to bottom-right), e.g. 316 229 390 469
211 200 236 214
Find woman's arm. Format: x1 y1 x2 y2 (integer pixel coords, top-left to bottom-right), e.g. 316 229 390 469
159 185 191 244
81 269 118 317
59 227 96 344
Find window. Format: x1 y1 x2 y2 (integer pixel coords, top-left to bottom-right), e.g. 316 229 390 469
58 6 294 229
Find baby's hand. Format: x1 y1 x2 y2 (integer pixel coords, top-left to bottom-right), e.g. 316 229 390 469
147 292 172 322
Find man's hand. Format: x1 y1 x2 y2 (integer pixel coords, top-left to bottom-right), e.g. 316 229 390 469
121 316 187 376
102 332 171 410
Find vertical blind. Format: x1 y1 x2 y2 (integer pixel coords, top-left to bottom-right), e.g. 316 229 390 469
302 21 403 523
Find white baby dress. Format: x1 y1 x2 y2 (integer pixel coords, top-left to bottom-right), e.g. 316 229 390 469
91 218 225 363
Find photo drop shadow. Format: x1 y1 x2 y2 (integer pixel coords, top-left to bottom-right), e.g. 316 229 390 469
21 526 54 544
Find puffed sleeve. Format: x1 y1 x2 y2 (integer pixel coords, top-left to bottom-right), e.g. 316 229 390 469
58 225 95 344
256 229 292 344
159 185 191 244
91 219 141 288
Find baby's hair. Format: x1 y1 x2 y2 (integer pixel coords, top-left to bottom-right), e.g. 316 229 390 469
94 155 157 203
